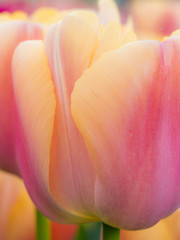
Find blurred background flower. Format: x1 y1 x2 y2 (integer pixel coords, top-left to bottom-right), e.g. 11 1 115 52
0 170 35 240
0 0 180 39
0 170 77 240
130 0 180 40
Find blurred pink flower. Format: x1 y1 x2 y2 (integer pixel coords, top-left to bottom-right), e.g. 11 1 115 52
0 20 44 175
131 0 180 40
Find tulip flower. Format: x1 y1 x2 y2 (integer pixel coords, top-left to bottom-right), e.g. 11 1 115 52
0 20 44 175
131 0 180 40
12 4 136 229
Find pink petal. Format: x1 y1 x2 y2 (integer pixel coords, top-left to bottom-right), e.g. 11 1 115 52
72 37 180 229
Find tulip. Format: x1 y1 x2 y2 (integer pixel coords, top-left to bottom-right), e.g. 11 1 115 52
131 0 180 40
0 20 44 175
12 5 136 227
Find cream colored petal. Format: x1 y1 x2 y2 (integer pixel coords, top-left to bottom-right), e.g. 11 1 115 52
45 15 98 220
13 40 88 223
98 0 120 25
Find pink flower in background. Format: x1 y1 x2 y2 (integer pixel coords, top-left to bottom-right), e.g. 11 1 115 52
131 0 180 40
0 0 92 13
0 20 44 175
0 6 73 176
0 1 28 13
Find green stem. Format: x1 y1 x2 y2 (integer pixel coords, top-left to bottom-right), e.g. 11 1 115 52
75 224 87 240
102 223 120 240
36 209 51 240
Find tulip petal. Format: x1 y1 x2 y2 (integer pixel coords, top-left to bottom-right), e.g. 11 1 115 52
72 37 180 229
69 11 100 34
12 41 89 223
0 21 44 175
44 15 98 219
91 21 122 62
98 0 120 25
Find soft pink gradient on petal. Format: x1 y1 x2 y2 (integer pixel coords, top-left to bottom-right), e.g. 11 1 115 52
0 20 44 175
72 37 180 229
